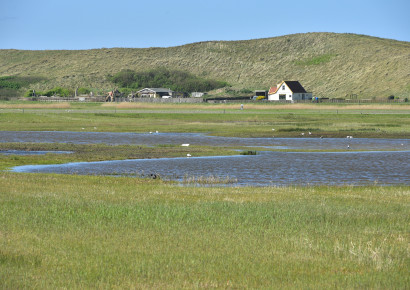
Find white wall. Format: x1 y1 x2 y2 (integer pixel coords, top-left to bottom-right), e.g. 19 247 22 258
268 82 313 101
268 82 292 101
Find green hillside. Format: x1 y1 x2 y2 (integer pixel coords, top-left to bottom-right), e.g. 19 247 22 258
0 33 409 99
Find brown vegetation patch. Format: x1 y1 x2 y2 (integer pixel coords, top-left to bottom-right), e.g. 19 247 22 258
0 103 71 109
102 102 409 111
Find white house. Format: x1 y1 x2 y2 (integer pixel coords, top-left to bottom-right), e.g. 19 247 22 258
268 81 312 101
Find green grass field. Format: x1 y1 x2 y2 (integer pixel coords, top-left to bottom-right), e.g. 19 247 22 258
1 173 409 288
1 102 409 138
0 101 409 288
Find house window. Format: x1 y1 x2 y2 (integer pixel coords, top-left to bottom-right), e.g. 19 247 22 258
279 94 286 100
282 85 285 90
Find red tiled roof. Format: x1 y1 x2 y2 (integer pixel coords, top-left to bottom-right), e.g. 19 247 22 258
268 86 278 94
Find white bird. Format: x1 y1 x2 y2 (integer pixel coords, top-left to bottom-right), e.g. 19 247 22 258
81 128 85 130
156 130 158 133
149 131 152 134
186 153 191 157
308 131 312 135
347 145 350 149
181 144 190 147
301 132 305 136
272 128 275 131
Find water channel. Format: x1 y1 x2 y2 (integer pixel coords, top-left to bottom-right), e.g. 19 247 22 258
2 131 409 186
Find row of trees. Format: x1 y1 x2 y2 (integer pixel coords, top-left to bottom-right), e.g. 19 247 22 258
108 68 228 93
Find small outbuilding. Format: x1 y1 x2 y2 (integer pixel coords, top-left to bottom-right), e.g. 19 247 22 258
268 81 312 101
254 90 267 98
137 88 174 98
191 92 208 98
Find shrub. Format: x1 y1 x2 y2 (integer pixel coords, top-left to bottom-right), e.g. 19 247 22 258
24 89 36 97
77 87 91 95
44 87 73 97
0 76 21 89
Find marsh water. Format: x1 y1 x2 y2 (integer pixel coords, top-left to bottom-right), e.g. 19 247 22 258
2 131 409 186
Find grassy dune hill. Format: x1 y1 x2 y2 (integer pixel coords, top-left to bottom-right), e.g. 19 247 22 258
0 33 409 99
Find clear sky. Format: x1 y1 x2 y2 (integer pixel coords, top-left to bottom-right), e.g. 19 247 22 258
1 0 409 50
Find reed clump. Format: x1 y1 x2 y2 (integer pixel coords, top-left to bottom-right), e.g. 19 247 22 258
182 174 238 185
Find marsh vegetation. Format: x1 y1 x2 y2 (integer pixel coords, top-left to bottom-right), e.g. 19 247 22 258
0 101 409 288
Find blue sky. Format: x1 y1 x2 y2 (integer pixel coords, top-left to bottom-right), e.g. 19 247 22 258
1 0 409 50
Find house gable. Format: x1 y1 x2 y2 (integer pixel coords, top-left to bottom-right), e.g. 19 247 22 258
283 81 307 93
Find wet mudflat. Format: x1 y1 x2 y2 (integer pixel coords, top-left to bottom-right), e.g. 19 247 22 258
5 131 409 186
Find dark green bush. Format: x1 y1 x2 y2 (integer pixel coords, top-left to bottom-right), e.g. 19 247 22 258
77 87 91 95
0 76 21 89
44 87 73 97
109 68 228 93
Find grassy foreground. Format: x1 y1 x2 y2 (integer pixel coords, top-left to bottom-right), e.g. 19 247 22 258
0 172 409 288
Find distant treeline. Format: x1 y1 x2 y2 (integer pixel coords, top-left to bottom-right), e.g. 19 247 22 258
108 68 228 92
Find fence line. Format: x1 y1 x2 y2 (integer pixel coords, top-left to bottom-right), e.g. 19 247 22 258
31 97 407 104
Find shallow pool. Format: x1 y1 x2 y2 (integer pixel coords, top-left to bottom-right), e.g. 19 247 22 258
4 131 409 186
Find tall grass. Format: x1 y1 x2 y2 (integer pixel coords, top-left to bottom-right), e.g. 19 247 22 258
0 172 408 288
182 174 238 185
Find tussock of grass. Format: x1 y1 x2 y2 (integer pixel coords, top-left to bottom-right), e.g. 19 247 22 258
182 174 238 185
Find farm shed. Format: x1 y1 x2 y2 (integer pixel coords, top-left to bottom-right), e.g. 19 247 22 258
137 88 174 98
